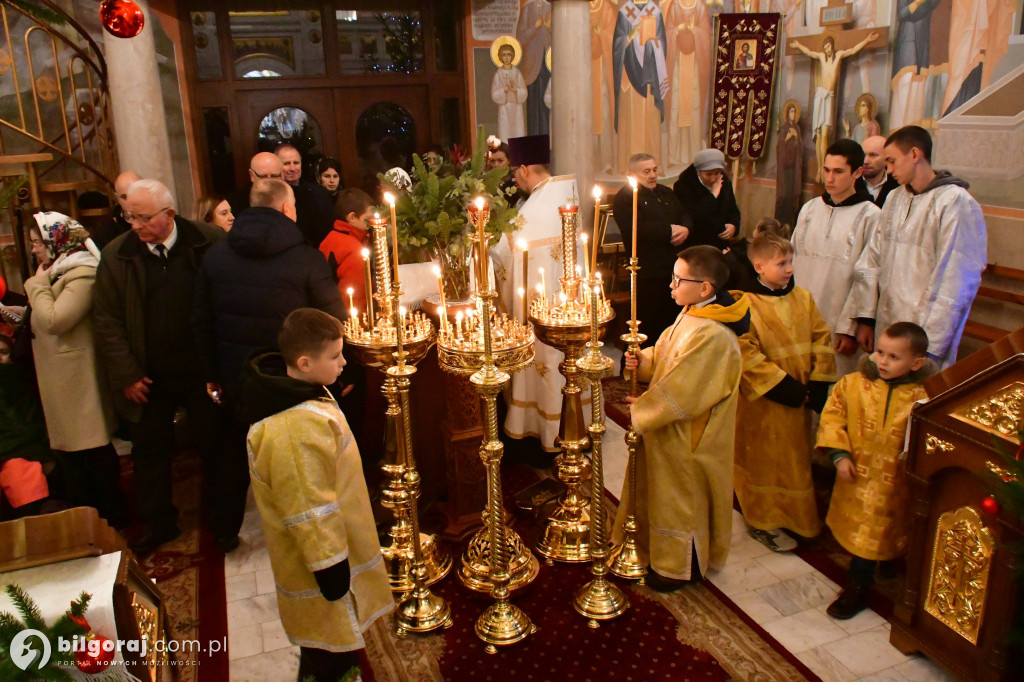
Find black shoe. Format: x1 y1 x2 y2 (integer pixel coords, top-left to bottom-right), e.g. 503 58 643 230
646 570 689 593
876 560 899 582
826 584 870 620
129 526 181 555
215 535 240 554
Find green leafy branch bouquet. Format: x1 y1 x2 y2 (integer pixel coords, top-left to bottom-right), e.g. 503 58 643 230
379 127 520 300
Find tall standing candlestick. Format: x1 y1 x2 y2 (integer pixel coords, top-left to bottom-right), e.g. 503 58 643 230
384 192 400 287
591 185 602 276
628 177 638 260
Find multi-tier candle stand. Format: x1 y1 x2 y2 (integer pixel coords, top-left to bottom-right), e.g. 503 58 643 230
607 253 649 581
531 204 615 563
343 215 452 599
573 279 629 626
437 200 538 651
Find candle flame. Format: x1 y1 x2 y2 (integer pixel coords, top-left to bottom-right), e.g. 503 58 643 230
456 311 463 322
538 266 544 274
594 285 601 295
536 283 544 294
474 196 485 211
383 191 395 205
432 264 441 276
518 287 525 297
596 272 603 281
628 176 638 190
580 232 588 244
575 265 582 276
351 307 358 318
347 287 354 295
516 238 528 251
592 185 602 200
374 211 380 219
399 306 407 316
361 248 370 259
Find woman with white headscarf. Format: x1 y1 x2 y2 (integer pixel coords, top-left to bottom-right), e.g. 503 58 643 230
23 212 125 526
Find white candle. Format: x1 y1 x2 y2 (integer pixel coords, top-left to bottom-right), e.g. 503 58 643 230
580 232 590 279
384 192 399 286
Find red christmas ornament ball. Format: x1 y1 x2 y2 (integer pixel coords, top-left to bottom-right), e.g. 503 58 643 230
99 0 145 39
74 633 116 674
981 495 1001 516
0 275 6 300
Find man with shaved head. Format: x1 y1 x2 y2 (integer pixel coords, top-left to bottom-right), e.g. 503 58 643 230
860 135 899 208
228 150 331 247
92 170 141 250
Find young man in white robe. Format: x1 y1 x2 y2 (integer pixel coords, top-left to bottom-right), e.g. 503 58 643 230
791 138 879 378
846 126 987 368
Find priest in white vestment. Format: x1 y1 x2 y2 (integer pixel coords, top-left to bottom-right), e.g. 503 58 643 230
491 135 582 451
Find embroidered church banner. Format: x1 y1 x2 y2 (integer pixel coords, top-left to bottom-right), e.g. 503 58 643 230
709 13 780 160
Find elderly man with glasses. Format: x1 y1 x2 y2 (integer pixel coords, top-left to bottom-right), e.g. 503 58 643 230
93 178 229 555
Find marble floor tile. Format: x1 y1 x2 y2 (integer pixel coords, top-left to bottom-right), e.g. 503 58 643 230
227 593 281 628
261 619 292 652
794 645 857 682
814 602 887 636
754 549 818 582
230 645 300 681
228 623 263 661
255 568 276 596
822 624 914 676
727 591 784 625
760 608 849 654
755 572 838 616
893 655 957 681
706 556 780 596
226 572 257 603
726 528 776 563
851 667 905 681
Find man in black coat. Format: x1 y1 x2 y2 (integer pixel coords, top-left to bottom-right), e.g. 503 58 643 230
193 178 346 552
673 148 741 250
92 178 226 555
861 135 900 208
612 153 693 344
277 143 335 245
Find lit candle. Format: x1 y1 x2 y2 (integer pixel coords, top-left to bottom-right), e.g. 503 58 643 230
350 307 358 321
628 176 638 260
384 192 400 286
361 248 375 329
539 266 546 296
474 196 488 292
456 311 464 340
580 232 590 280
347 287 355 312
517 239 529 320
592 185 602 276
433 264 448 332
518 286 526 322
399 305 407 341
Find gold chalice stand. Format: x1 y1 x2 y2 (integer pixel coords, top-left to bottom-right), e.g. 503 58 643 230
573 280 630 625
437 199 538 651
344 215 452 614
531 204 615 563
608 179 648 581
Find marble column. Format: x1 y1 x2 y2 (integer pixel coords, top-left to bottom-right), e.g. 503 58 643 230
104 0 177 199
550 0 594 220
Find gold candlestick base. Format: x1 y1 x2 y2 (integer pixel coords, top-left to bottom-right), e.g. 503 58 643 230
476 598 537 653
382 532 453 592
395 564 453 634
457 525 540 594
574 572 629 627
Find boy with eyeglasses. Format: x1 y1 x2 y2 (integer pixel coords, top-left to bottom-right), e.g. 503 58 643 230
615 246 750 591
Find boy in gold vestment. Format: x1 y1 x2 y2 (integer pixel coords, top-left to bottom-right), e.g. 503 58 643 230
240 309 392 681
617 246 750 591
817 322 934 619
735 233 835 551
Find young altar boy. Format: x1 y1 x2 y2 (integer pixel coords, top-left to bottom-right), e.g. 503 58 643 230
240 309 392 682
818 322 934 619
734 233 836 551
615 246 751 592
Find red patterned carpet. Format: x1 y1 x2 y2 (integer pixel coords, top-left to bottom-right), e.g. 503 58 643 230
122 448 229 682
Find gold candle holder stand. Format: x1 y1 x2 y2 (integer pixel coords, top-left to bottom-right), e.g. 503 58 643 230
344 217 452 596
531 205 615 563
608 256 648 581
573 278 629 626
436 231 539 597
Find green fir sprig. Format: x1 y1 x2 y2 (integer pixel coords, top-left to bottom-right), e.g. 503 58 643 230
0 585 91 681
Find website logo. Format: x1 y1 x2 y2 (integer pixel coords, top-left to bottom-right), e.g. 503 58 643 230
9 628 51 671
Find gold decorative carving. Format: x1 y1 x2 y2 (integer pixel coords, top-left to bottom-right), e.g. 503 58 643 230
131 592 162 676
924 506 995 645
986 460 1018 483
952 382 1024 445
925 435 954 456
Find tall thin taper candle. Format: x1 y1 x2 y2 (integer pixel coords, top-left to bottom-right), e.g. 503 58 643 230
361 248 375 329
433 265 448 333
384 192 400 286
580 233 590 280
517 239 529 321
591 185 602 275
628 176 638 260
474 197 488 292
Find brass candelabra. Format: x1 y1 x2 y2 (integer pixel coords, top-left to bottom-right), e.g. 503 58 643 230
531 204 615 563
608 254 648 581
343 215 453 604
437 199 538 651
573 279 629 626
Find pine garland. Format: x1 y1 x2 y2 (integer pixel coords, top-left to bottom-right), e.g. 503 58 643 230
0 585 90 681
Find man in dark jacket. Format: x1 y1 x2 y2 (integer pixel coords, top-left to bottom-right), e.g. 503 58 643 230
193 178 346 551
861 135 900 208
92 179 226 555
612 153 693 344
91 170 139 250
673 148 741 250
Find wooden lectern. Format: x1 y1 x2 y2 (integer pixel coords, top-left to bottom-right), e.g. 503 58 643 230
0 507 168 681
892 329 1024 680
